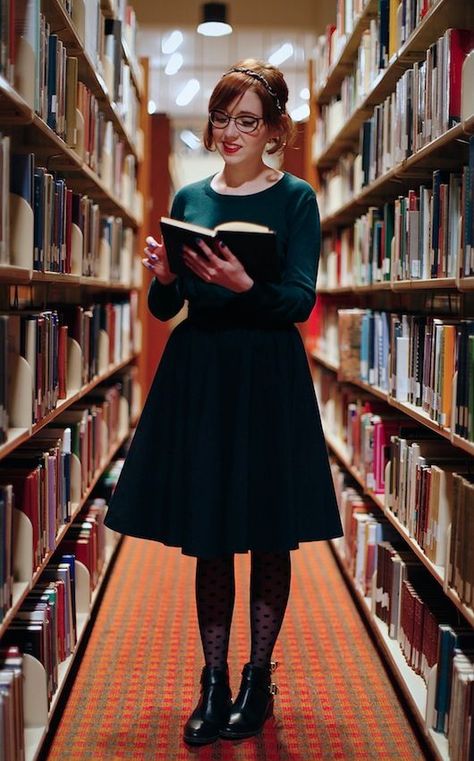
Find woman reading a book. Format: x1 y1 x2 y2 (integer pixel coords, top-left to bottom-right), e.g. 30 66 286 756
104 60 343 744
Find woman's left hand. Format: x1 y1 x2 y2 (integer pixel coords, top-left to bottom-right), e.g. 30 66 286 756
182 239 254 293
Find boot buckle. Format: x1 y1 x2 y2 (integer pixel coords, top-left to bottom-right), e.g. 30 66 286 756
269 682 279 695
270 660 279 673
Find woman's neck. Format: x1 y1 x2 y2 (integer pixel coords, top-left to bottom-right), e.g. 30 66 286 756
214 161 283 194
221 159 267 188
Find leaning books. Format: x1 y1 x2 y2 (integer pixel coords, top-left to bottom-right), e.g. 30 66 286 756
159 217 281 283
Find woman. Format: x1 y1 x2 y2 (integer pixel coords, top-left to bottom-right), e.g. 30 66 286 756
104 59 343 745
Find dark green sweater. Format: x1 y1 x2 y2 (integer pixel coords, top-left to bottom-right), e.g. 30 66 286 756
148 172 321 325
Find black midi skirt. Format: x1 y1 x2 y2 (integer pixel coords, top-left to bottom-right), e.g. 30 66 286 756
104 314 343 557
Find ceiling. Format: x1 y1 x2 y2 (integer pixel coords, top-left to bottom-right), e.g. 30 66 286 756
134 0 336 122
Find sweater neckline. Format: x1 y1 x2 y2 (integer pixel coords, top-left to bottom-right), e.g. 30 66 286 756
205 172 287 199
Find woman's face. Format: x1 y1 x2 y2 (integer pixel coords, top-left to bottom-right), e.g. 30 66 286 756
211 89 275 166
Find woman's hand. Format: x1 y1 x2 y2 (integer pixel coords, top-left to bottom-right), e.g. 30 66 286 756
182 239 254 293
142 235 177 285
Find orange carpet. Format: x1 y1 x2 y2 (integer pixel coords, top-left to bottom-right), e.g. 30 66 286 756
45 538 429 760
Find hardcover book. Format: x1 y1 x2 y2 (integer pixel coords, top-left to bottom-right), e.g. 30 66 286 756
159 217 281 283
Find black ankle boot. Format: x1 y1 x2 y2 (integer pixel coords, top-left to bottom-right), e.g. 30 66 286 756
183 665 232 745
219 661 278 740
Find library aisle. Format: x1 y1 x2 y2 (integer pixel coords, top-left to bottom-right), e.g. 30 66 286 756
44 537 428 760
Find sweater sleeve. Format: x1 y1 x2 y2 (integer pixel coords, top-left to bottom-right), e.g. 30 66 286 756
234 188 320 324
146 190 186 322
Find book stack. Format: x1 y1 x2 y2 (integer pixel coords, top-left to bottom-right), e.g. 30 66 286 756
1 554 78 707
60 498 110 591
9 146 137 278
0 646 24 761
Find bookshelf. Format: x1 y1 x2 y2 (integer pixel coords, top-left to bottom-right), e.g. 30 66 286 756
309 1 474 758
0 0 149 758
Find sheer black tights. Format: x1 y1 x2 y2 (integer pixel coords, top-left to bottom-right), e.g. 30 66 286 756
195 550 291 670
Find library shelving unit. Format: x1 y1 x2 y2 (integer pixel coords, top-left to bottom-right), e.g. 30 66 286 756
308 1 474 759
0 1 149 758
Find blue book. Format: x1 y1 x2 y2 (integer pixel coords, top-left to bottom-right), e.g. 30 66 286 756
378 0 389 69
47 34 58 131
434 626 474 734
10 153 34 207
33 167 45 270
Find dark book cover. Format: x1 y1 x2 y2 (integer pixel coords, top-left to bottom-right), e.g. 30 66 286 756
160 218 281 284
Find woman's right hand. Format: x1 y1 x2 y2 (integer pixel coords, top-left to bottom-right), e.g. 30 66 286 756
142 235 177 285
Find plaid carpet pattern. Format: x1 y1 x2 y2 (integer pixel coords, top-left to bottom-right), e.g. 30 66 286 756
45 538 428 760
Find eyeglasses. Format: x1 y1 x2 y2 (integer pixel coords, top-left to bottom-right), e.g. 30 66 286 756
209 110 263 134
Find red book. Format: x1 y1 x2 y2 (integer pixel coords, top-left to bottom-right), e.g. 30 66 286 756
65 188 73 273
58 324 68 399
446 29 474 127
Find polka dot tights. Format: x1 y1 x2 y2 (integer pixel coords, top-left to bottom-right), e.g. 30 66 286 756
195 550 291 670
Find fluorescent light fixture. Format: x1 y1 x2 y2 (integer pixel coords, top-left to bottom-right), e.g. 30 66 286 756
299 87 310 100
180 130 202 149
165 52 183 76
147 99 157 114
197 3 232 37
176 79 200 106
268 43 294 66
290 103 310 122
162 30 183 54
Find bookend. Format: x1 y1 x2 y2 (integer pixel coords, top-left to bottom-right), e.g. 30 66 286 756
66 338 82 394
9 192 34 270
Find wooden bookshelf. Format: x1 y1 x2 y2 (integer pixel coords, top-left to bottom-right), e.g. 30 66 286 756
311 351 474 456
314 0 379 104
314 0 474 169
44 0 138 157
330 540 451 760
310 0 474 741
0 3 149 758
320 122 471 231
0 426 131 640
324 427 474 629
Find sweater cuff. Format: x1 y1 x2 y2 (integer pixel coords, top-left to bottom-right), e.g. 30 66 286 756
235 281 261 303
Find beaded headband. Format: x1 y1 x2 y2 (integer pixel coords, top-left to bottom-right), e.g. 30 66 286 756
222 67 285 114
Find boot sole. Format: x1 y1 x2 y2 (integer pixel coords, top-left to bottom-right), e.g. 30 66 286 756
183 733 219 745
219 704 274 740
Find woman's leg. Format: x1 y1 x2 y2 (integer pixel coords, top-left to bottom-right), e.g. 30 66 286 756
195 554 235 668
249 549 291 667
184 554 235 745
220 549 291 740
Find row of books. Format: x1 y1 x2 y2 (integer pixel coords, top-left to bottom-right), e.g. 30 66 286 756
1 552 78 705
15 1 141 147
314 26 474 160
3 149 137 277
332 467 474 756
319 378 474 581
0 376 134 592
336 308 474 435
0 298 138 436
0 646 24 761
0 441 125 761
360 30 474 184
317 146 474 280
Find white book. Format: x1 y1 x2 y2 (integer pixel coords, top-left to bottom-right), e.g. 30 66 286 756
395 335 409 401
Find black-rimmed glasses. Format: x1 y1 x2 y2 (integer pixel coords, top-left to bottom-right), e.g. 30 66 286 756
209 110 263 134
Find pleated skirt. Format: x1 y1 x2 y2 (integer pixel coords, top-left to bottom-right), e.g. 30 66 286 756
104 315 344 557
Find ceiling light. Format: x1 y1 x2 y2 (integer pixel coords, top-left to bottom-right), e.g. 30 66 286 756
162 30 183 54
147 99 157 114
176 79 200 106
197 3 232 37
180 130 202 149
165 52 183 76
268 43 294 66
299 87 310 100
290 103 310 122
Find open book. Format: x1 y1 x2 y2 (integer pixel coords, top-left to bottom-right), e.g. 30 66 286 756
160 217 281 283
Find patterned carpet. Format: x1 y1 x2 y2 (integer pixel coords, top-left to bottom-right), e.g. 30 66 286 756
45 538 429 760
